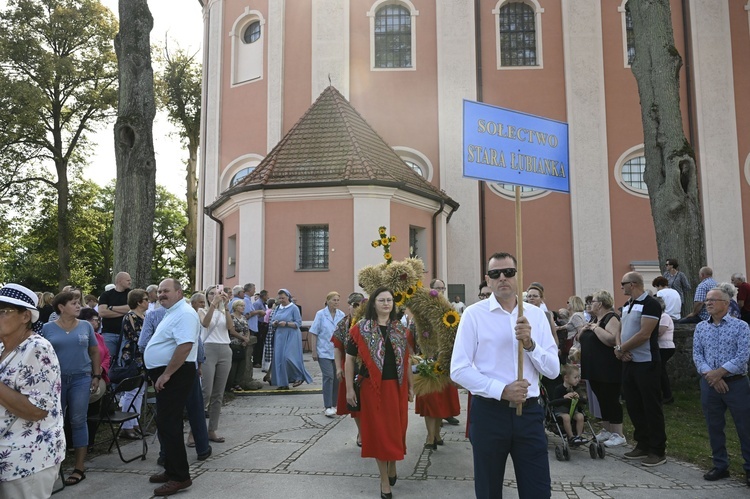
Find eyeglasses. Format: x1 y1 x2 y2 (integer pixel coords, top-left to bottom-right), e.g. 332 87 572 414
432 286 446 291
487 268 517 279
705 298 728 303
478 293 491 299
89 317 101 322
0 307 20 316
376 298 394 304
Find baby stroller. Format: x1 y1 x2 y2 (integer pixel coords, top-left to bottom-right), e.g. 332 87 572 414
540 377 606 461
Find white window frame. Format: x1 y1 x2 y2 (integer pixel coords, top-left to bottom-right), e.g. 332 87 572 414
618 0 635 69
743 152 750 187
393 146 434 182
614 144 649 198
221 153 264 191
487 182 549 201
493 0 544 70
229 8 266 87
367 0 419 72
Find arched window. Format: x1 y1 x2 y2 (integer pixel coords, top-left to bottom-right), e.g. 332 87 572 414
368 0 419 70
488 183 548 200
493 0 544 69
619 0 636 67
393 146 433 181
230 166 256 186
230 9 265 86
221 153 264 191
614 145 649 197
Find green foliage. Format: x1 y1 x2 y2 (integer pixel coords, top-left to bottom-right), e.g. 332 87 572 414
0 178 188 295
154 44 202 146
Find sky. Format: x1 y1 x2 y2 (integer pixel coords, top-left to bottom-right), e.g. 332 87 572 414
90 0 205 197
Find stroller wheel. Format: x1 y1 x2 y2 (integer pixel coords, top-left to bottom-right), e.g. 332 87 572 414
589 443 597 459
563 445 570 461
555 445 564 461
597 442 606 459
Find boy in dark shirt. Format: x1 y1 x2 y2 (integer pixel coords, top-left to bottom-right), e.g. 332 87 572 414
550 364 588 445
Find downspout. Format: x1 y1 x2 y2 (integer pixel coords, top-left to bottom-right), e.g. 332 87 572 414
431 200 445 278
681 0 696 150
204 207 224 284
474 0 486 269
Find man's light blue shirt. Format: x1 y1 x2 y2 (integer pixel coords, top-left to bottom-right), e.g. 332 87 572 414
144 299 200 369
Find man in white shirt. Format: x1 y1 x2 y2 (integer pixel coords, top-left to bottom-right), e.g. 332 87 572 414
451 295 465 314
144 278 200 496
451 252 559 499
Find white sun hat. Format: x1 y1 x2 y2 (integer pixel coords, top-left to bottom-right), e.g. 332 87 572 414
0 283 41 323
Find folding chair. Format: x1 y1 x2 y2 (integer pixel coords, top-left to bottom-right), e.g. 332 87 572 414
88 374 148 463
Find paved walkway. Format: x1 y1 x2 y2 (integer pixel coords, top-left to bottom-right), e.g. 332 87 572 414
54 354 748 499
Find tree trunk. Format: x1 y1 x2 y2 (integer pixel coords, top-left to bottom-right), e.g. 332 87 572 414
113 0 157 289
55 160 70 290
628 0 705 313
185 137 198 292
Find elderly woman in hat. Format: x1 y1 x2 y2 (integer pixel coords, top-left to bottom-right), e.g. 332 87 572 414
270 289 312 389
0 284 65 498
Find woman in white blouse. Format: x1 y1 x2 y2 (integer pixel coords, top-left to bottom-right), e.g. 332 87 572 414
198 285 235 443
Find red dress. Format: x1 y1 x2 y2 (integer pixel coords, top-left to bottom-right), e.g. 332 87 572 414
415 384 461 418
349 321 411 461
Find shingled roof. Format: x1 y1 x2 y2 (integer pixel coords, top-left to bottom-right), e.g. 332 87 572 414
208 86 458 212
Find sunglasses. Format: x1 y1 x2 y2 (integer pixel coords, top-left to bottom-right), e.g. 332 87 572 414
487 268 517 279
478 293 491 299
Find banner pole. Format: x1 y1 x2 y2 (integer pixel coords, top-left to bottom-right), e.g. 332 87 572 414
515 185 524 416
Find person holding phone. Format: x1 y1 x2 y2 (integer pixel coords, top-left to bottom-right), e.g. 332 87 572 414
197 285 234 443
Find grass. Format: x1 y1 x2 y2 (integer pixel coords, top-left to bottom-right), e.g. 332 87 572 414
612 383 746 480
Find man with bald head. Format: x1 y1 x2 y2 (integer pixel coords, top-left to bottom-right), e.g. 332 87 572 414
98 271 132 358
679 266 718 324
616 271 667 467
144 278 200 495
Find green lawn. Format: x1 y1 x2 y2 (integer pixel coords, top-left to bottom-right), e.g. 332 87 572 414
614 384 746 480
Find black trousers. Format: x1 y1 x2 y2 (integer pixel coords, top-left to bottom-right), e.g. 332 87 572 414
622 361 666 456
148 362 196 482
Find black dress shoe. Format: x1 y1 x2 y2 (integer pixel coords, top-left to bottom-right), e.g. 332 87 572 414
703 467 729 481
444 416 460 426
388 474 397 486
380 489 392 499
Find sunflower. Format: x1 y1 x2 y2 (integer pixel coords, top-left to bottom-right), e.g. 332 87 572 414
390 235 397 242
393 292 406 306
442 310 460 328
383 252 392 261
371 240 380 248
379 226 387 235
416 280 423 288
405 285 415 297
380 237 389 245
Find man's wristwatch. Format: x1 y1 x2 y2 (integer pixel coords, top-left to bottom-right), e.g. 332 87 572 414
107 305 113 311
92 374 102 379
614 345 622 352
523 340 536 352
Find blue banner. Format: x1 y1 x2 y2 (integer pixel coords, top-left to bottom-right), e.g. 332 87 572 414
462 100 570 193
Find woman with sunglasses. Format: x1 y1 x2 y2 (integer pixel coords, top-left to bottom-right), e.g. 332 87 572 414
346 287 414 499
332 292 365 444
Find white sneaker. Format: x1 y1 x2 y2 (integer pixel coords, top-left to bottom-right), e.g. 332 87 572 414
595 430 612 442
604 433 626 447
324 407 336 418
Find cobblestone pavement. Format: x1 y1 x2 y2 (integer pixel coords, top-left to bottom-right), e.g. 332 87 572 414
54 355 749 499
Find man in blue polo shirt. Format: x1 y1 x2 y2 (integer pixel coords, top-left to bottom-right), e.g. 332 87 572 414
616 271 667 467
143 278 199 496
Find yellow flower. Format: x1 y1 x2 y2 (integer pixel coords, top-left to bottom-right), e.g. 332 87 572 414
380 237 389 245
393 292 406 306
405 286 415 297
384 252 392 261
416 280 423 288
390 235 397 242
371 240 380 248
379 226 387 235
442 310 460 328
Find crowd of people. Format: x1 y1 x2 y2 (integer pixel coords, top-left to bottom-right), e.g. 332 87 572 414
1 255 749 498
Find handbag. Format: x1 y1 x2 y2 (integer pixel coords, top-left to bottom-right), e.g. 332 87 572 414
230 343 247 361
109 359 139 384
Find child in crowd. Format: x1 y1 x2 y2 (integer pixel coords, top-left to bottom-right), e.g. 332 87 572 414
550 364 588 445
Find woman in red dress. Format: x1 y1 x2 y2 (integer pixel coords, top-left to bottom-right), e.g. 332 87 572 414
416 384 460 449
346 287 414 499
332 292 365 445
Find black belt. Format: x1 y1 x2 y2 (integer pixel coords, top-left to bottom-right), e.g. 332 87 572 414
723 374 747 383
476 395 539 408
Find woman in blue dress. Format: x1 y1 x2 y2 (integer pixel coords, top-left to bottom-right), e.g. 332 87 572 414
270 289 312 390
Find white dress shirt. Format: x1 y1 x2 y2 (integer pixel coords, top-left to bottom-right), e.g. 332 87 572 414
450 294 559 400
